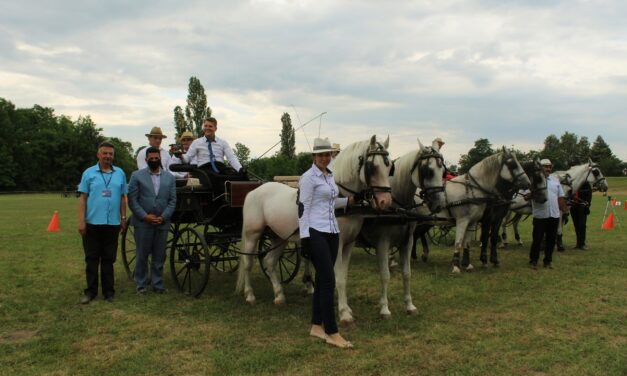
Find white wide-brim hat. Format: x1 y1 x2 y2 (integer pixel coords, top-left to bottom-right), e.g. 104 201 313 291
312 137 335 154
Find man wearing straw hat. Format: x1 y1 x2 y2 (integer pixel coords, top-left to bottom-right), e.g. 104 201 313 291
169 131 196 178
136 127 172 172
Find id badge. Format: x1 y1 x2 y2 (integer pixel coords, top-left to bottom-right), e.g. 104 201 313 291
102 189 112 197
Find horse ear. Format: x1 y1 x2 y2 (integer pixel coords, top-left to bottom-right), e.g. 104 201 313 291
383 135 389 149
418 138 425 151
588 157 593 165
370 135 377 148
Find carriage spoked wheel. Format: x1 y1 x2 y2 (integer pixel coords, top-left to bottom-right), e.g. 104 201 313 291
202 225 240 273
257 234 301 284
428 224 456 247
362 246 399 256
169 226 210 297
120 216 136 280
121 216 178 281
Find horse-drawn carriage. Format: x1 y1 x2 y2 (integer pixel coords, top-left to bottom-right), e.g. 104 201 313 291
119 164 302 297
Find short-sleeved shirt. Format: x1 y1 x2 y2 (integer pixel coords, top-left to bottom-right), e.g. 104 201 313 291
532 175 565 219
78 163 128 225
298 164 348 238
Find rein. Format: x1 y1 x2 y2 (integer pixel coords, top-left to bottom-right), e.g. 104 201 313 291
337 141 392 205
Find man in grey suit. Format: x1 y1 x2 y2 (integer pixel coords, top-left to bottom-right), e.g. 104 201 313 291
128 147 177 294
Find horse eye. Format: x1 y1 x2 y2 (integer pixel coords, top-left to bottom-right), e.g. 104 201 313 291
592 169 599 177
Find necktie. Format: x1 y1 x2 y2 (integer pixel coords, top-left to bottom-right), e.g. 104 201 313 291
207 137 219 173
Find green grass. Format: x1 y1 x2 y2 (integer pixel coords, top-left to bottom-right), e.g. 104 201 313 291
1 177 626 375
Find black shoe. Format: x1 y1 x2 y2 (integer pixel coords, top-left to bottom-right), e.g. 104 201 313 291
543 263 553 269
557 247 565 252
529 262 537 270
80 294 94 304
137 287 147 295
152 288 166 294
104 295 115 303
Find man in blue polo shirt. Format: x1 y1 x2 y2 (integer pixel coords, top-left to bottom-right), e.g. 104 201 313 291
78 141 128 303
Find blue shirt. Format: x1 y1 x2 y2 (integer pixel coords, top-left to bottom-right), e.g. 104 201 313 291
298 164 348 238
78 163 128 225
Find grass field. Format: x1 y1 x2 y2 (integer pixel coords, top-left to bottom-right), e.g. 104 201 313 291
1 178 626 375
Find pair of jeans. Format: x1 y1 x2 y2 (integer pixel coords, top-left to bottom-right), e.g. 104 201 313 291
83 224 120 298
134 225 169 291
308 228 339 335
529 217 559 265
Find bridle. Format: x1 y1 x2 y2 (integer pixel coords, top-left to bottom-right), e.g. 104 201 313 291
464 153 527 197
587 165 607 192
526 162 548 202
337 141 392 203
411 148 445 202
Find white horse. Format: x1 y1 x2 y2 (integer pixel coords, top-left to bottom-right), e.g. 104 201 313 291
501 159 608 248
236 135 393 305
438 148 530 272
356 139 446 318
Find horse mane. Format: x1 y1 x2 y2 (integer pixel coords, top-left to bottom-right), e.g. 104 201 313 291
390 148 423 203
331 139 370 192
555 163 589 193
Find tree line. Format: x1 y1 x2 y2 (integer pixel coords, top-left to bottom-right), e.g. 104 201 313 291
457 134 625 175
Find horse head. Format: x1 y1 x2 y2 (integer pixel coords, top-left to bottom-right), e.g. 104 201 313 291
411 138 446 213
588 159 608 192
528 158 548 204
358 135 393 210
500 146 530 190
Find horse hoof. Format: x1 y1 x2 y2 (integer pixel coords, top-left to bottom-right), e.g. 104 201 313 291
407 308 418 316
466 264 474 271
452 266 461 273
380 313 391 320
421 255 428 263
274 297 285 305
245 297 256 305
340 318 354 328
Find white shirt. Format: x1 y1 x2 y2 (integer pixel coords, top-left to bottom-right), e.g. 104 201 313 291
532 175 565 219
183 136 242 171
169 154 197 178
150 170 161 195
136 147 172 173
298 164 349 238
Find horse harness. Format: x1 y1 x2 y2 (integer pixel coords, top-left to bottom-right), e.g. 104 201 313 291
337 141 392 203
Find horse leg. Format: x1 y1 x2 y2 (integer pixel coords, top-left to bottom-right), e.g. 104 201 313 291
336 240 355 325
236 231 260 305
452 222 468 273
462 227 474 271
376 239 392 319
420 225 431 262
301 258 314 296
556 216 565 251
263 239 287 305
513 214 523 246
479 219 489 266
410 227 419 261
401 225 417 315
490 218 501 267
500 211 511 249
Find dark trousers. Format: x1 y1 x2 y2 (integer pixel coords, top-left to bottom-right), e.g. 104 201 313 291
309 228 339 335
83 224 120 298
570 205 588 247
529 217 559 266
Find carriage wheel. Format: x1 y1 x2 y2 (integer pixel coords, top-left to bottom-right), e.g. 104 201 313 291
120 217 136 280
428 225 455 246
169 227 210 297
203 225 240 273
257 234 301 284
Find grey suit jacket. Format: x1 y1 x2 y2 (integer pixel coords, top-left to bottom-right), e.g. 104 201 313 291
128 168 177 229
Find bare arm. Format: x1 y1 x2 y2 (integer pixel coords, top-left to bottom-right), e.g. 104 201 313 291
78 193 87 236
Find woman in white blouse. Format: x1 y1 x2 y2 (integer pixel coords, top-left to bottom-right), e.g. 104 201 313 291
299 137 354 349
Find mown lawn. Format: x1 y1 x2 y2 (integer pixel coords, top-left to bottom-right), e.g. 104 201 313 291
1 177 626 375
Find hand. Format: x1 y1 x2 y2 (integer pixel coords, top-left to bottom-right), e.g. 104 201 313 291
300 238 311 259
347 196 355 206
239 167 248 177
78 222 86 236
144 214 158 223
120 219 127 232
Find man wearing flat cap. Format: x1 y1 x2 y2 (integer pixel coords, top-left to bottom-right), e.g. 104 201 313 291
136 127 172 173
528 158 566 270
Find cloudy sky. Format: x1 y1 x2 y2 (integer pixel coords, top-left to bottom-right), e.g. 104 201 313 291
2 0 626 164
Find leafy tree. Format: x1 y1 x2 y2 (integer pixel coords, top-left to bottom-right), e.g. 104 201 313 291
173 105 188 139
184 76 210 136
279 112 295 158
539 134 562 169
234 142 251 166
590 135 623 176
575 136 591 164
458 138 494 173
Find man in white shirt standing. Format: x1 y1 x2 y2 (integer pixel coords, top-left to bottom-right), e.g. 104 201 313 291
136 127 172 172
529 159 567 269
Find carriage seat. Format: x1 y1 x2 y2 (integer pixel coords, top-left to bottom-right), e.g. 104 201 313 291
225 181 263 207
169 164 213 191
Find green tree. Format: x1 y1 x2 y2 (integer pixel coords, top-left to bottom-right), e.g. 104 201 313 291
173 105 188 139
184 76 210 136
234 142 251 166
590 135 623 176
575 136 591 164
279 112 295 158
539 134 562 169
458 138 494 173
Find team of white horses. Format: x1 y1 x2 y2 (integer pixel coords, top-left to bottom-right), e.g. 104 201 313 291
235 136 608 322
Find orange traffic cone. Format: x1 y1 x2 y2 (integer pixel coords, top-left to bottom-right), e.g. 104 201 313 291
612 198 617 206
601 212 615 230
624 200 627 210
47 211 60 232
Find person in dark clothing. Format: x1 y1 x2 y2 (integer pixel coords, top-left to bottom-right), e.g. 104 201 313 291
570 181 592 250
